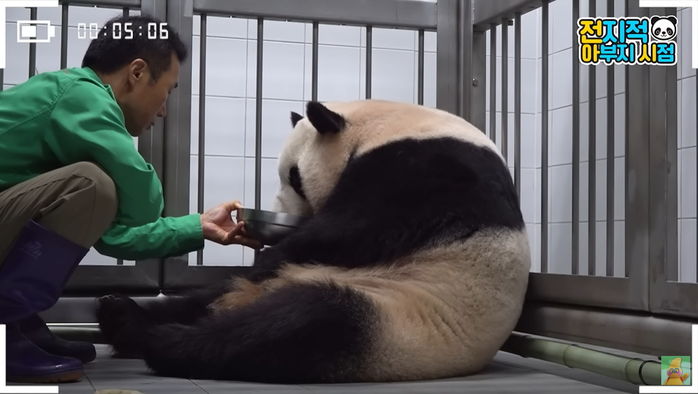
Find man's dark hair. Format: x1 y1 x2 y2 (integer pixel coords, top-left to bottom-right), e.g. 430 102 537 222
82 15 187 80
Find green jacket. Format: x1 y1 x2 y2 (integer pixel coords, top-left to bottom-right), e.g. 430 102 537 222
0 67 203 260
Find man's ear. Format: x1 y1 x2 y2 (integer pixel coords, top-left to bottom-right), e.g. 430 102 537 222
128 58 148 85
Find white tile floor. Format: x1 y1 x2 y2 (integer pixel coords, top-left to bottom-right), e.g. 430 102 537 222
8 345 639 394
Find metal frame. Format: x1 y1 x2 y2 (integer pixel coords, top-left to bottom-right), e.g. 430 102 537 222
193 0 437 29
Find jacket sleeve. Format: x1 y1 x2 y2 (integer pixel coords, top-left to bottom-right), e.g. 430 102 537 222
46 79 204 259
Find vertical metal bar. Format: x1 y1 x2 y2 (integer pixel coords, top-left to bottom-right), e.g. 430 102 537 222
116 6 129 266
501 20 508 162
196 14 207 267
471 29 487 132
60 3 68 70
588 0 597 276
606 0 615 277
0 69 3 91
514 14 521 197
311 21 319 101
255 18 264 210
460 0 473 119
572 0 580 275
663 8 678 282
28 8 37 78
418 29 425 105
696 68 698 282
541 0 549 273
489 25 497 143
436 0 461 115
366 25 372 99
163 0 195 270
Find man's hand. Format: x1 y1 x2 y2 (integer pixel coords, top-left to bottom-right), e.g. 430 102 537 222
201 201 262 249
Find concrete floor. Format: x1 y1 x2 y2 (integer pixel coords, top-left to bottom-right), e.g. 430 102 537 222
3 344 642 394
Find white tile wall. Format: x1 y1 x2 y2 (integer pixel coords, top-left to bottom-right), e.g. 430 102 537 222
316 45 362 101
579 221 589 275
594 220 607 275
679 219 697 282
680 77 697 149
549 0 572 55
549 222 572 274
549 164 572 223
371 48 416 102
244 99 305 158
613 220 625 277
679 148 697 219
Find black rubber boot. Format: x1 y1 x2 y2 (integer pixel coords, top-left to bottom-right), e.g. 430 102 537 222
19 314 97 363
5 323 83 383
0 220 89 383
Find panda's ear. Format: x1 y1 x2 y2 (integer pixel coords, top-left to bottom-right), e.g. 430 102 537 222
668 15 677 25
290 111 303 127
651 16 660 25
306 101 345 134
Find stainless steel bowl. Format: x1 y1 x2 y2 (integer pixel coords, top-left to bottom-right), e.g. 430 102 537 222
237 208 307 245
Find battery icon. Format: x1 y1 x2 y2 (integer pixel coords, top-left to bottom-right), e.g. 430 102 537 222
16 20 56 43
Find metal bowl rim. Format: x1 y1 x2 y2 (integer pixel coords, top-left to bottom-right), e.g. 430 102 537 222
238 208 307 227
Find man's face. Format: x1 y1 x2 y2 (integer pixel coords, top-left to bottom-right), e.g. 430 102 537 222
122 53 180 136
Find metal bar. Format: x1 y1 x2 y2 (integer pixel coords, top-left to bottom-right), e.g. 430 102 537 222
311 21 318 101
606 0 615 277
0 69 3 91
664 25 678 282
117 3 129 267
28 8 37 78
255 17 263 210
197 14 207 267
501 19 508 162
514 13 521 197
61 0 139 7
460 0 473 120
417 29 424 105
60 3 68 70
193 0 437 30
541 0 549 273
470 29 487 132
572 0 580 275
489 24 496 141
436 0 461 115
474 0 545 28
366 25 372 99
163 0 195 270
625 0 650 312
588 0 597 276
696 68 698 283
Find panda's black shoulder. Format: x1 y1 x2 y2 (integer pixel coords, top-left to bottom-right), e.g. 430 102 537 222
325 136 524 232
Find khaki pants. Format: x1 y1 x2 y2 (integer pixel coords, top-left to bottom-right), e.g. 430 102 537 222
0 162 118 264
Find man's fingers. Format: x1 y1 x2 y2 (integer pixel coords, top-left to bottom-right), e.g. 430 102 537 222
221 222 246 243
221 200 243 213
233 235 263 249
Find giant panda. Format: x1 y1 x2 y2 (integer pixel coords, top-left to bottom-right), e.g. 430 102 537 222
97 100 530 383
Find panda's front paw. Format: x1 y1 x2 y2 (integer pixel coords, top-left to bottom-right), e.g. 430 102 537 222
97 294 152 358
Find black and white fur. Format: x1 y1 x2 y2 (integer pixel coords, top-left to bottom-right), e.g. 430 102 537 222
97 100 530 383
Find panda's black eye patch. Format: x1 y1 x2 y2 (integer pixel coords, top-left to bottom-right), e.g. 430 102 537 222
667 28 674 36
289 166 306 200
